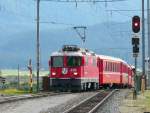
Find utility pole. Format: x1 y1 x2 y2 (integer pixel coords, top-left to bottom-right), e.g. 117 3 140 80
36 0 40 92
142 0 146 88
17 64 20 90
147 0 150 87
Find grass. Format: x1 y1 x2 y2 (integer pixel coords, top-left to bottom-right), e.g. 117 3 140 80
144 91 150 110
0 89 29 95
119 90 150 113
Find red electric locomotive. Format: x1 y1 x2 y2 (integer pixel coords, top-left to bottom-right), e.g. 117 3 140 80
49 45 99 91
49 45 134 91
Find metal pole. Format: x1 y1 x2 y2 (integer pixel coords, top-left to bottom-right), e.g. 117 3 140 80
142 0 146 88
36 0 40 92
17 64 20 89
147 0 150 87
135 57 137 91
133 56 137 99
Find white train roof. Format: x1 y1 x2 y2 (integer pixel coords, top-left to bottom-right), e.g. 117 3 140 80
97 54 128 65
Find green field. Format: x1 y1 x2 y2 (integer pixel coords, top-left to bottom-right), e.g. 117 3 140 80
0 89 30 95
0 69 49 77
0 69 47 93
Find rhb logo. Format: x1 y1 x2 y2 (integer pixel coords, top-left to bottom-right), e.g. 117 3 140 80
62 68 68 75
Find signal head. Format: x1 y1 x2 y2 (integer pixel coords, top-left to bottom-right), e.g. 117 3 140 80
132 16 140 33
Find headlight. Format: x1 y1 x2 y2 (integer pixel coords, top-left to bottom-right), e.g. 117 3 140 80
73 72 78 75
52 72 56 75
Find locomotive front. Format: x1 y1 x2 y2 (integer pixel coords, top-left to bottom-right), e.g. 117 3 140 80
49 45 85 91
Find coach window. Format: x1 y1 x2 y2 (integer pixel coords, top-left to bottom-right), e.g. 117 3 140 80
109 62 111 71
117 64 118 72
105 62 107 71
112 63 113 72
93 57 96 66
109 62 112 71
113 63 115 72
67 56 81 67
107 62 109 71
85 57 88 65
106 62 109 71
115 64 117 72
51 56 63 67
108 62 111 71
114 64 116 72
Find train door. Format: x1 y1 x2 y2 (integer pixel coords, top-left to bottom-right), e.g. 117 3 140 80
98 58 103 87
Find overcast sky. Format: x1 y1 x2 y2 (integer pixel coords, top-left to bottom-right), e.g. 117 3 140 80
0 0 143 29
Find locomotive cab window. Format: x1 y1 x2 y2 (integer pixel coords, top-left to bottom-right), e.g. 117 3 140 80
51 56 63 67
67 56 82 67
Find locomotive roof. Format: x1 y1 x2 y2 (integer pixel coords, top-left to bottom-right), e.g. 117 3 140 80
51 48 96 57
51 51 84 56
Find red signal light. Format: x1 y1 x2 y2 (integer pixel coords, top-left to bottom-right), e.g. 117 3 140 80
134 22 139 27
132 16 140 33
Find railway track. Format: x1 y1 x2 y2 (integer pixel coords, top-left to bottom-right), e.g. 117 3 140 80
63 89 118 113
0 92 71 104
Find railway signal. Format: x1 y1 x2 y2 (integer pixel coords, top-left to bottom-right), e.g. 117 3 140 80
131 34 140 99
132 36 140 55
132 16 140 33
132 35 140 56
132 37 139 45
133 45 139 53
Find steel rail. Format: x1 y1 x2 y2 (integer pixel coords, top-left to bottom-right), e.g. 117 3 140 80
0 92 71 104
88 89 118 113
63 91 103 113
63 90 117 113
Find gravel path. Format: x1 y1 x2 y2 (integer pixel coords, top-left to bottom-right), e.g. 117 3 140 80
0 92 97 113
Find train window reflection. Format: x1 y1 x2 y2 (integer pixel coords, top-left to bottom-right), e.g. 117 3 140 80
67 56 81 67
51 56 63 67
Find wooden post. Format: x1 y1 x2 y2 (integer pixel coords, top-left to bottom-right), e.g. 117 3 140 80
141 76 145 95
28 59 33 93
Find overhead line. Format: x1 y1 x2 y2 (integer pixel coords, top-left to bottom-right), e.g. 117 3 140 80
39 0 128 2
39 21 76 26
106 9 147 12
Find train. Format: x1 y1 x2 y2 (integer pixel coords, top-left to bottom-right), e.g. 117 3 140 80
49 45 134 91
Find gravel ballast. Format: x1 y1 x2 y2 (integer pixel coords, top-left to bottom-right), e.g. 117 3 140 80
95 89 131 113
0 92 97 113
